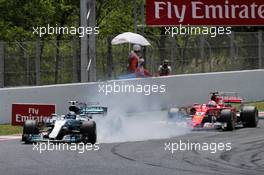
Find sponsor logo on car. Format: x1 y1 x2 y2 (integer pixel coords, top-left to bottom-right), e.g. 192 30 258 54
12 103 55 126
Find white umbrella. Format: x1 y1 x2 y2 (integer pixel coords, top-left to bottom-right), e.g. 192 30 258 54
111 32 151 46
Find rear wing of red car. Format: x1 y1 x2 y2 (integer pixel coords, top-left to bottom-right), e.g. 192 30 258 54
219 92 243 103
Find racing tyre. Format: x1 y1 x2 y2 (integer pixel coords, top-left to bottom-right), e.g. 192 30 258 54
22 120 39 143
240 106 258 128
80 121 97 144
168 107 188 120
220 109 235 131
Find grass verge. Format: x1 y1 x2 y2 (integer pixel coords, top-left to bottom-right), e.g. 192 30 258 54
0 124 22 136
245 101 264 111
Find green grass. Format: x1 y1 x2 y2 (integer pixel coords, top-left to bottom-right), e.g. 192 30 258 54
0 124 22 136
245 101 264 111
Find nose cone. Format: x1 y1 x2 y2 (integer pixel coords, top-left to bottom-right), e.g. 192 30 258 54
192 115 204 127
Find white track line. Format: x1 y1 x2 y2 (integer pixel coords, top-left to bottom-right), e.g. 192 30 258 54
0 136 21 141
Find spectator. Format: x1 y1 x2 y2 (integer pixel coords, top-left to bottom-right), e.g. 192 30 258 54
158 59 171 76
135 58 151 78
128 44 141 73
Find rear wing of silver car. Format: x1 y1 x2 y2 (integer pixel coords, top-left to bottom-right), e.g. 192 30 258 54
80 106 107 115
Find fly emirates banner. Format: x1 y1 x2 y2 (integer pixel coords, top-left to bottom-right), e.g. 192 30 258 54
146 0 264 26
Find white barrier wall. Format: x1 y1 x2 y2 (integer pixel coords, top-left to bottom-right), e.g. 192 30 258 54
1 69 264 124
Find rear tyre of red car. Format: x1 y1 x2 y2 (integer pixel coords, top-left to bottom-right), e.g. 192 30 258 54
240 106 259 128
220 109 235 131
168 107 184 120
22 120 39 143
80 121 97 144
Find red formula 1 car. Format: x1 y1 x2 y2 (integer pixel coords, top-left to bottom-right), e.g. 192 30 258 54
168 92 259 131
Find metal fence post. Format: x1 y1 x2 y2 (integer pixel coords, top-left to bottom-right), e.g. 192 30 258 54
80 0 88 82
133 0 137 33
230 32 235 70
0 41 4 88
170 37 176 74
87 0 96 82
23 42 30 85
107 37 113 79
35 39 41 85
180 48 184 73
200 35 205 73
258 30 263 69
140 0 145 35
72 38 78 83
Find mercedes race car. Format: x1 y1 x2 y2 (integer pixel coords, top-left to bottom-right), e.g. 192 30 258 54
22 101 107 144
168 92 259 131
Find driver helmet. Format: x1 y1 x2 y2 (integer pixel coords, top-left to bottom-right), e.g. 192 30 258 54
51 113 57 117
66 111 76 119
208 100 217 107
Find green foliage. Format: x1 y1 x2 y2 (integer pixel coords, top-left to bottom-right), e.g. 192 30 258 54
0 0 260 86
0 124 22 135
0 0 79 41
245 101 264 111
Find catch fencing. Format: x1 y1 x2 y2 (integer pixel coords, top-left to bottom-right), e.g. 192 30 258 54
0 31 263 87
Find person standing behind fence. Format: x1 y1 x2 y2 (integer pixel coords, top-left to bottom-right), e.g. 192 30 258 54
128 44 141 73
158 59 171 76
135 58 151 78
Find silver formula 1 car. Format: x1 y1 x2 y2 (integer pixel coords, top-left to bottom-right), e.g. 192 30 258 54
22 101 107 144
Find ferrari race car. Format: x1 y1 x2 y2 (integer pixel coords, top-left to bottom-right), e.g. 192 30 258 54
22 101 107 144
168 92 259 131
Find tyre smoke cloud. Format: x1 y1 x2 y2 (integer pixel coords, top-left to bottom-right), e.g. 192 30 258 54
97 110 190 143
79 85 191 143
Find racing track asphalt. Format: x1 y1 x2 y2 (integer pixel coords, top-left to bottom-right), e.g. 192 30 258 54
0 120 264 175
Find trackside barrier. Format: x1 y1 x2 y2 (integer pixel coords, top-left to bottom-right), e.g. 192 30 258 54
0 69 264 124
